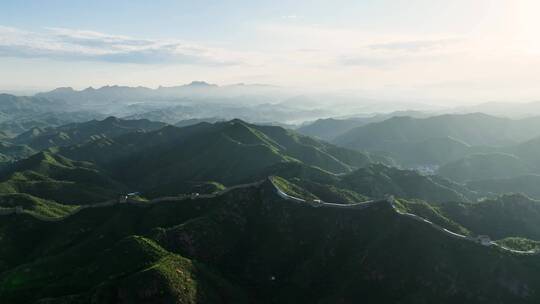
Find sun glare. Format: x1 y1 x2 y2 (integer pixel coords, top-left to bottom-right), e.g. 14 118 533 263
511 0 540 53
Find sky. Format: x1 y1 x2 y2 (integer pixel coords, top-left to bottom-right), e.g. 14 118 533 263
1 0 540 103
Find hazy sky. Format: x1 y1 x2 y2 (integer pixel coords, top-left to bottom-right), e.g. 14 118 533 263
1 0 540 102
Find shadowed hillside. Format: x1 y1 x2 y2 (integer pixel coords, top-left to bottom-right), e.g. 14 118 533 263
0 151 125 204
12 116 166 150
1 181 540 303
440 194 540 240
57 119 387 195
438 152 529 182
335 113 540 149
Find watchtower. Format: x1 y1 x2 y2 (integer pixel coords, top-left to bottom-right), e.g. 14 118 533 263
476 235 492 246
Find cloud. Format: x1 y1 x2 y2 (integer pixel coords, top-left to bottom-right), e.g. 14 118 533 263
368 38 463 52
281 15 299 19
256 23 472 70
339 55 400 68
336 37 468 69
0 26 243 65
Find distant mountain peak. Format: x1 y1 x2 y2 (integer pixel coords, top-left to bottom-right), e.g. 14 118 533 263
50 87 75 92
102 116 121 123
187 81 217 87
228 118 248 124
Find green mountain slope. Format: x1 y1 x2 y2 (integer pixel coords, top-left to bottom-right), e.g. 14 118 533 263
334 113 540 168
439 194 540 240
174 117 224 127
0 119 489 207
0 94 104 137
256 161 476 204
0 94 66 116
467 174 540 200
0 142 35 163
340 164 476 203
12 116 166 150
335 113 540 149
438 152 529 182
0 151 125 204
0 132 9 141
393 136 473 166
58 120 383 194
297 117 369 141
1 182 540 303
0 193 77 218
509 136 540 172
0 119 388 204
0 142 34 158
395 198 470 235
297 111 427 141
0 235 244 304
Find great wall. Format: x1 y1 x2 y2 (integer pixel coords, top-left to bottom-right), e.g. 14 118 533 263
270 178 538 255
1 176 537 255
